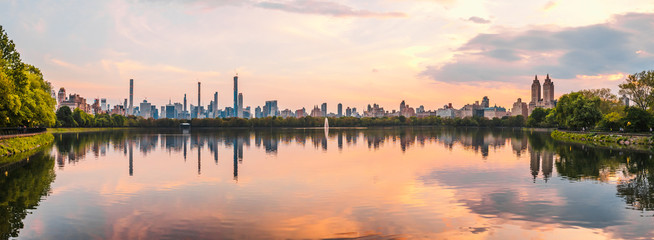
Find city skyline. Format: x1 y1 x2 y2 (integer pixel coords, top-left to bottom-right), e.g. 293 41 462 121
2 1 654 109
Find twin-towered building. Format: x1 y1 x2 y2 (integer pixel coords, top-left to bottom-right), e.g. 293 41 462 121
511 74 556 118
528 74 556 115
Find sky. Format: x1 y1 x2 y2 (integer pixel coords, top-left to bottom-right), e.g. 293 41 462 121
2 0 654 112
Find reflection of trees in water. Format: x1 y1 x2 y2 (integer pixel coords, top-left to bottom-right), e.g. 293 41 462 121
549 141 654 212
617 158 654 212
0 152 56 239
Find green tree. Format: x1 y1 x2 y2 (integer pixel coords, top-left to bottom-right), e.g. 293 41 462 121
623 107 653 132
619 70 654 110
554 92 602 130
579 88 624 114
55 106 76 127
0 25 56 127
597 112 623 131
526 107 548 127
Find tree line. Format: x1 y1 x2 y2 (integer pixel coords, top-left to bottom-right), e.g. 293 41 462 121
55 105 528 128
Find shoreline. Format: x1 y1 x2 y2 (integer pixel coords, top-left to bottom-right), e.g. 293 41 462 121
0 133 54 160
551 130 654 151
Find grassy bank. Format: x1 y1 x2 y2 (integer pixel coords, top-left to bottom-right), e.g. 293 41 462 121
0 133 54 159
47 127 130 134
551 130 654 150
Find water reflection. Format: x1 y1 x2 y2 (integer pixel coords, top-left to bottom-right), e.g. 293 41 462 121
0 152 55 239
2 127 654 239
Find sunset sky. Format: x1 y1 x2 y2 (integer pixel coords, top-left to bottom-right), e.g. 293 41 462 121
2 0 654 111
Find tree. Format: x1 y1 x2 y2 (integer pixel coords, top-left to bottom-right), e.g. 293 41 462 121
0 25 56 127
55 106 76 127
619 70 654 110
554 92 602 130
597 112 623 131
623 107 653 132
579 88 623 114
527 107 548 127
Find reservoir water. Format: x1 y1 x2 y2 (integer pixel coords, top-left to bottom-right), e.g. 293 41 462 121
1 127 653 239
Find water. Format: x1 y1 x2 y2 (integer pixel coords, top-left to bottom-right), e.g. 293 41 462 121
1 127 653 239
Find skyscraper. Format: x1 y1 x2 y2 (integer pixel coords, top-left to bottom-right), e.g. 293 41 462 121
543 74 554 104
183 94 187 112
129 79 134 114
238 93 243 118
321 103 327 117
337 103 342 117
213 92 218 118
233 75 238 117
531 75 541 104
197 82 201 107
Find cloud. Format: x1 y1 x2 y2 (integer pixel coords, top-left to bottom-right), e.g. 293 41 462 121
467 16 490 24
140 0 407 18
256 0 407 18
421 12 654 83
543 1 558 11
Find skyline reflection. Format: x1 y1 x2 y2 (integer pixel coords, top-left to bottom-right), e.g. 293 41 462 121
2 127 653 239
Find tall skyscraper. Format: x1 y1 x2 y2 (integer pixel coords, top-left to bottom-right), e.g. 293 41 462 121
337 103 343 117
129 79 134 114
233 75 238 117
238 93 243 118
543 74 554 104
197 82 201 107
213 92 218 117
321 103 327 117
183 94 187 112
531 75 541 104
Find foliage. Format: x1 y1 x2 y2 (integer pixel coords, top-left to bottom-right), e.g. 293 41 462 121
0 25 56 127
0 151 55 238
55 106 76 127
554 92 602 130
596 112 623 131
579 88 624 114
53 112 528 129
0 133 54 158
623 106 653 132
526 107 550 127
619 70 654 110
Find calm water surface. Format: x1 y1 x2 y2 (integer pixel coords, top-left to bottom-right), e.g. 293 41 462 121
1 127 653 239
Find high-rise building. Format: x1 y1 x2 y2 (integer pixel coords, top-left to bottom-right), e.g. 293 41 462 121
238 93 243 118
255 106 262 118
337 103 342 117
531 75 541 104
264 100 278 117
481 96 490 108
140 100 152 119
213 92 218 118
233 75 238 117
321 103 327 117
197 81 201 108
512 98 528 118
310 105 322 117
101 98 107 111
183 94 187 112
543 74 554 104
129 79 134 114
528 74 556 115
346 107 352 117
57 87 66 106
